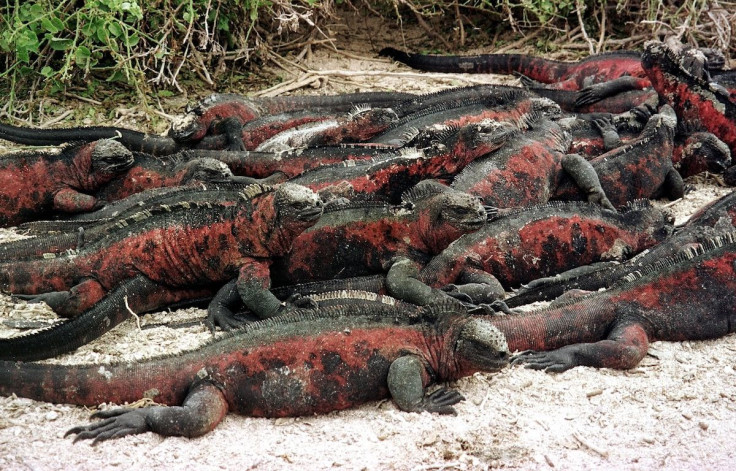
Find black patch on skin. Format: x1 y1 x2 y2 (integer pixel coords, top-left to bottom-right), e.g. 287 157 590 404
320 351 343 375
259 357 287 371
571 223 588 254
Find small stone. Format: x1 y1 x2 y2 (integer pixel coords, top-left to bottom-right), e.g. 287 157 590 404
681 412 693 420
44 411 58 421
699 421 709 430
586 389 603 398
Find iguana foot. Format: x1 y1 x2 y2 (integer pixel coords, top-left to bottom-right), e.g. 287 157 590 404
66 408 151 445
422 387 465 415
205 308 258 332
283 293 319 309
575 84 608 107
467 300 517 316
511 347 577 373
11 291 79 318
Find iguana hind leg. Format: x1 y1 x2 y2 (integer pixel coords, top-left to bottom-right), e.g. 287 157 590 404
0 275 215 361
66 381 228 443
12 278 107 318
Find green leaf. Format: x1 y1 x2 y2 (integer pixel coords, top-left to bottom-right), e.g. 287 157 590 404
106 69 125 82
124 32 140 47
40 66 56 78
75 45 92 65
41 18 60 34
49 37 74 51
108 22 123 38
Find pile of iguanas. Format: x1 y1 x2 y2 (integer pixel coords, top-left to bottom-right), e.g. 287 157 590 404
0 37 735 443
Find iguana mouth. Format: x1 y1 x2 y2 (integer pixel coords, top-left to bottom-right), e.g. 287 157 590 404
461 216 486 230
298 206 324 222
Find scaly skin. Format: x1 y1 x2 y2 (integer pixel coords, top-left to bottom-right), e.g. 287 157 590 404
0 184 323 360
171 91 416 146
552 106 684 207
271 181 486 286
93 154 241 203
0 183 259 262
672 132 732 177
0 139 134 227
641 39 736 153
369 88 560 145
504 231 736 371
179 144 404 179
505 189 736 307
207 181 488 329
0 122 184 155
451 119 613 210
528 86 658 114
417 200 673 302
379 48 649 91
0 300 509 442
254 107 399 152
289 120 517 203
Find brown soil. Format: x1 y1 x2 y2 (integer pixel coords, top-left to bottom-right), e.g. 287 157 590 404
1 12 735 470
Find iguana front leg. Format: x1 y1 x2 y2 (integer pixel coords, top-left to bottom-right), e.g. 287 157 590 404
236 258 312 320
53 188 101 214
385 258 453 306
592 116 623 150
440 267 506 305
561 153 615 210
575 76 649 107
512 320 649 372
388 355 464 415
66 381 229 444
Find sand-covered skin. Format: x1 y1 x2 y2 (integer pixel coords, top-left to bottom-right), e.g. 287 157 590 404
2 14 736 470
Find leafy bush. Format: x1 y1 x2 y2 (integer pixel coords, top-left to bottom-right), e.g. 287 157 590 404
0 0 732 113
0 0 334 107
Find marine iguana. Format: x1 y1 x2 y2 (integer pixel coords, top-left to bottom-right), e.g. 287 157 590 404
641 39 736 153
380 46 725 105
369 87 560 146
0 183 323 360
0 180 264 262
450 119 613 210
506 231 736 371
206 180 487 329
414 199 673 304
505 189 736 307
170 91 416 148
288 120 517 203
672 132 732 177
0 91 415 154
379 47 650 90
552 106 685 207
0 299 509 442
0 139 134 227
253 106 399 152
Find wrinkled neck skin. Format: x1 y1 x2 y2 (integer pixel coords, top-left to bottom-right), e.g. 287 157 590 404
414 205 467 255
61 145 112 192
251 194 317 258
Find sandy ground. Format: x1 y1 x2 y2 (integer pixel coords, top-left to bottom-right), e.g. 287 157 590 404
1 12 736 471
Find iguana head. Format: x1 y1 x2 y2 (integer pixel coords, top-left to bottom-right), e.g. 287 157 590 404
177 158 234 184
404 181 486 253
454 317 510 374
256 183 323 256
677 132 732 175
274 183 324 223
85 139 135 187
